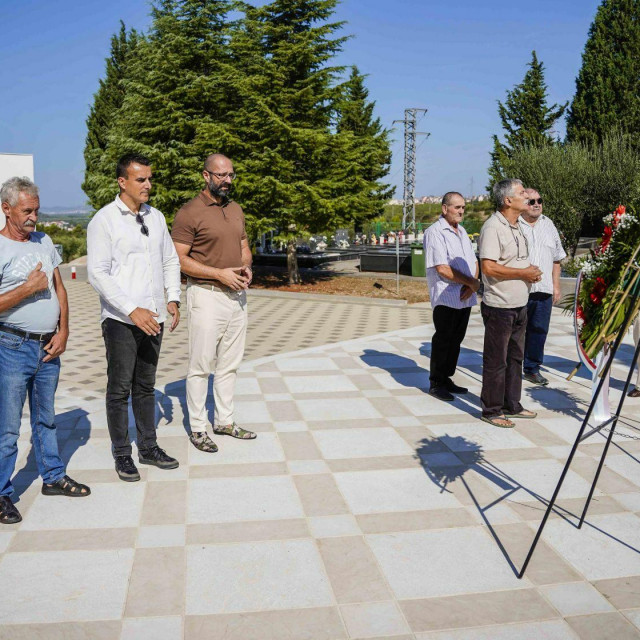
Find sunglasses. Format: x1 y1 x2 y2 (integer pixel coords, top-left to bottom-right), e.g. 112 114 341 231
135 213 149 236
527 198 543 205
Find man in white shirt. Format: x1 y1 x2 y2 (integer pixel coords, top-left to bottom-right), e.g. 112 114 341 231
88 154 181 481
518 189 566 385
423 192 480 401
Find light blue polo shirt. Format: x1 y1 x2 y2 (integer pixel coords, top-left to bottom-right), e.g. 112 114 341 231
0 232 62 333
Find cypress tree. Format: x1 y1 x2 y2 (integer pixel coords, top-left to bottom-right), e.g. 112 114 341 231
488 51 567 188
82 22 140 211
566 0 640 146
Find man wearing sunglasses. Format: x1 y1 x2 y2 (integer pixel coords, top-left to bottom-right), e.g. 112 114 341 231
478 179 542 428
172 154 255 453
87 154 182 481
518 189 566 385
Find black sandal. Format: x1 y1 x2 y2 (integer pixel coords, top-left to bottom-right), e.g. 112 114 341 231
42 475 91 497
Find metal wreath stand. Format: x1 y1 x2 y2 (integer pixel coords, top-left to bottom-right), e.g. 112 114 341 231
518 260 640 579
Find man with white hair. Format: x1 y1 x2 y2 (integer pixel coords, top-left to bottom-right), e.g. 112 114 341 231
0 177 90 524
519 188 566 385
478 179 542 428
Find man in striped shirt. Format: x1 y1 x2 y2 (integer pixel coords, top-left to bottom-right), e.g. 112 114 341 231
518 189 566 385
423 192 480 401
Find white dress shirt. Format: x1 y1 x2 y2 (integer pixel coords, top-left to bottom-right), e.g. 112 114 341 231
423 216 478 309
518 215 566 295
87 195 181 325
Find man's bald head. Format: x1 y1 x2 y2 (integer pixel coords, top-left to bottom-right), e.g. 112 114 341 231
203 154 232 172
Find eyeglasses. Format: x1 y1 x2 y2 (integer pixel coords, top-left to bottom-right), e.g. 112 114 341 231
135 213 149 237
527 198 543 205
510 226 529 261
205 171 236 180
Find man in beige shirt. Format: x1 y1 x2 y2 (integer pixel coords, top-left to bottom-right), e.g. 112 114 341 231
172 154 255 452
478 179 542 428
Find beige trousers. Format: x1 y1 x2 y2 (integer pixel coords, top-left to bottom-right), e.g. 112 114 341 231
186 284 248 431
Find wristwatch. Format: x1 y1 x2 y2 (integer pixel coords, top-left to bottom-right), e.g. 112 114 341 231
170 300 181 308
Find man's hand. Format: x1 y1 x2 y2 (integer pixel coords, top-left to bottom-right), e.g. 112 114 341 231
553 286 562 305
43 330 68 362
129 307 161 336
216 267 249 291
241 265 253 286
25 262 49 295
167 301 180 332
521 265 543 284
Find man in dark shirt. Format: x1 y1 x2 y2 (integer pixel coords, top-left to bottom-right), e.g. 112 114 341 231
172 154 256 452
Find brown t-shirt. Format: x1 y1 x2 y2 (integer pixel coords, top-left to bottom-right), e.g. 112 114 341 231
171 190 247 285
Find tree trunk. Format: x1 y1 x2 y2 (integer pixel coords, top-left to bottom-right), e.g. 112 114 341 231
287 240 300 284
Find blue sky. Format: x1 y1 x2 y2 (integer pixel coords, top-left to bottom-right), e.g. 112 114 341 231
0 0 601 207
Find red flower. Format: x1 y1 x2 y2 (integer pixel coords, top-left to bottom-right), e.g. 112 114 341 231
576 305 586 322
589 277 608 305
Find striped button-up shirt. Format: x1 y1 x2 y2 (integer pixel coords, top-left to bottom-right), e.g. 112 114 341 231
423 216 478 309
518 215 566 295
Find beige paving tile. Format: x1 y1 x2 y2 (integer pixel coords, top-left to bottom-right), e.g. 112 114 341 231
137 525 186 548
318 536 392 603
508 495 626 521
279 431 322 460
308 515 361 538
184 607 346 640
308 418 393 430
189 461 288 478
565 612 640 639
340 601 410 638
186 519 309 545
293 473 349 516
569 457 640 494
0 621 122 640
124 547 185 617
121 616 183 640
266 401 303 422
357 508 476 534
414 619 579 639
541 582 615 616
327 455 420 472
593 575 640 609
400 588 558 632
9 527 137 552
141 480 187 525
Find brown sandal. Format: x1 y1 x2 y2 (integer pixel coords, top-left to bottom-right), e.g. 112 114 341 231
628 388 640 398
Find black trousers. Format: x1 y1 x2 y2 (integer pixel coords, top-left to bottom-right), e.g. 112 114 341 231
480 303 527 418
430 305 472 387
102 318 163 457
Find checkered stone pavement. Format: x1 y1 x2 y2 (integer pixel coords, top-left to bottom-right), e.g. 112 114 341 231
3 301 640 639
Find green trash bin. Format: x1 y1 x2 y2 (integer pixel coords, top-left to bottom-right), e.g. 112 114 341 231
411 242 426 277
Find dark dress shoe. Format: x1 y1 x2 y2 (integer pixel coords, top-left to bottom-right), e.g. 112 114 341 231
0 496 22 524
115 455 141 482
523 371 549 385
429 386 455 401
138 446 179 470
445 380 468 394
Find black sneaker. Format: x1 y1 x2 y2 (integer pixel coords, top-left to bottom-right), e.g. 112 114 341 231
429 386 455 401
445 379 468 394
0 496 21 524
523 371 549 386
115 455 141 482
138 446 179 470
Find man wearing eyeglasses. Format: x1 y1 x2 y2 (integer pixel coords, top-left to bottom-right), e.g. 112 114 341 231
518 189 566 385
478 179 542 428
172 154 255 453
87 153 182 481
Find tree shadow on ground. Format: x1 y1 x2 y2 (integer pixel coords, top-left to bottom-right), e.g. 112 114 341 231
158 377 215 435
417 434 640 576
12 408 91 501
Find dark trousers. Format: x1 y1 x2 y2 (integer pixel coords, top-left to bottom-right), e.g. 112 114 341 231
102 318 163 457
430 305 472 387
524 292 553 374
480 303 527 418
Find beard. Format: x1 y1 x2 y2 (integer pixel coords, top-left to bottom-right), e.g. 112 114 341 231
208 180 231 201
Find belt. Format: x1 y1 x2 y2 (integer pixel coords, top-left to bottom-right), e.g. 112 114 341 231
0 324 56 343
187 278 236 294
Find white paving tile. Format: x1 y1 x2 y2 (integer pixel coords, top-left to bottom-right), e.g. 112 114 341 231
276 357 340 372
188 432 284 465
137 525 186 548
415 619 579 639
0 549 134 623
308 515 361 538
540 582 615 616
283 375 358 394
121 616 183 640
312 427 414 459
185 539 334 613
188 476 304 523
296 397 382 421
367 528 527 599
340 601 410 638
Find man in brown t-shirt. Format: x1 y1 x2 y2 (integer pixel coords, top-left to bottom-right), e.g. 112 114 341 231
172 154 256 452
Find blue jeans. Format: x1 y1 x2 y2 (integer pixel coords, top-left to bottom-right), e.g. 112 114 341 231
524 293 553 375
0 328 65 497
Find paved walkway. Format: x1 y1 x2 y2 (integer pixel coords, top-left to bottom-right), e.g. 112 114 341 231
2 289 640 638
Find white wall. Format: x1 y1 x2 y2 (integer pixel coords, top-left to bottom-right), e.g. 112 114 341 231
0 153 35 230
